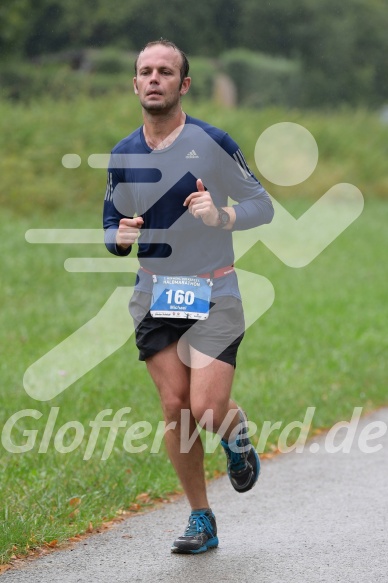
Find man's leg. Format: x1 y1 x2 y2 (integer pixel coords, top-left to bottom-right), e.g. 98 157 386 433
189 347 260 494
145 341 210 510
189 348 241 439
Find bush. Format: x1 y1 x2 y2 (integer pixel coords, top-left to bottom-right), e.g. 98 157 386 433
87 48 134 75
187 57 217 101
0 61 42 101
0 60 131 102
220 49 302 108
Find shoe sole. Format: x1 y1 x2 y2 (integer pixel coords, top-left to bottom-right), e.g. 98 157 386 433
171 536 219 554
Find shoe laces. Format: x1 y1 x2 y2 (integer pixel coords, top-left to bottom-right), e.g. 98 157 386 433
185 512 214 537
223 430 250 472
227 446 247 472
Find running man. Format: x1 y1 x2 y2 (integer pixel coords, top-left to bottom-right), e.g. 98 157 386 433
103 39 274 554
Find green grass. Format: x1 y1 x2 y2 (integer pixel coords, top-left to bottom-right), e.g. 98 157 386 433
0 93 387 563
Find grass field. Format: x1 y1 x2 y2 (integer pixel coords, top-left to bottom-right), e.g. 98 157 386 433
0 93 387 563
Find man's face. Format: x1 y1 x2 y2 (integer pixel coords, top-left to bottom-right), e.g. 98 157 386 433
134 45 190 113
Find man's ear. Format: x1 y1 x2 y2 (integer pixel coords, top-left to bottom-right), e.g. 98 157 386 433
133 77 139 95
180 77 191 96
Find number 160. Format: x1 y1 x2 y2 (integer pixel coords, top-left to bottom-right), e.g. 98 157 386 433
165 289 195 305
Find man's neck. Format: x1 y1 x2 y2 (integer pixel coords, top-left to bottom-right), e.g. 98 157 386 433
143 108 186 150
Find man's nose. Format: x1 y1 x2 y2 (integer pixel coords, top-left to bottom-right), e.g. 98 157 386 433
149 70 160 83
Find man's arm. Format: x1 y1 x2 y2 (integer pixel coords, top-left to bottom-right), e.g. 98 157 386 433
218 134 274 230
184 134 274 231
103 165 141 256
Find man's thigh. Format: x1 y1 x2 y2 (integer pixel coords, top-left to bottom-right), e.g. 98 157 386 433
181 295 245 367
145 341 191 405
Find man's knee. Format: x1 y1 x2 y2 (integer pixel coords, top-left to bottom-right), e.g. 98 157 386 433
191 401 231 432
160 393 191 422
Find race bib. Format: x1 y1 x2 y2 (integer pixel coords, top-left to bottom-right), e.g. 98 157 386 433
150 275 212 320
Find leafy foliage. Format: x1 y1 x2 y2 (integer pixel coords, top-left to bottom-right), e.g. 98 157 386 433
220 49 302 108
1 1 388 104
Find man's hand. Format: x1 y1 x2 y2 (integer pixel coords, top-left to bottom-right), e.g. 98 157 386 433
183 179 219 226
183 179 236 229
116 217 144 250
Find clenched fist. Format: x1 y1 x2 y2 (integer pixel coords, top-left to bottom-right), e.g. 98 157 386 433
116 217 144 250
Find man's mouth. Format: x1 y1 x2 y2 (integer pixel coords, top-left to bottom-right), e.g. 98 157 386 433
147 90 162 96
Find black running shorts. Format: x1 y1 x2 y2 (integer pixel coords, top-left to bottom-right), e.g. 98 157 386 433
128 291 245 367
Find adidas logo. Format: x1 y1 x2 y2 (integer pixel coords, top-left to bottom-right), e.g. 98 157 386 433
185 149 199 159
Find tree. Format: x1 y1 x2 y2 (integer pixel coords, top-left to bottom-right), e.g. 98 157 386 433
0 0 34 58
1 0 388 106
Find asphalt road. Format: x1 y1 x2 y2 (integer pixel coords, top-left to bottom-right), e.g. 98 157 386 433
2 408 388 583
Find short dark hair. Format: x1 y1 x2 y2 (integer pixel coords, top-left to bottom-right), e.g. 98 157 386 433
134 39 190 85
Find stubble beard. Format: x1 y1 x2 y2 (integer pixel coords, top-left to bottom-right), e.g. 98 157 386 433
140 93 181 116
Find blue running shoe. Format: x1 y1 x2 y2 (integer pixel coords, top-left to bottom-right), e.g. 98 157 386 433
171 509 218 554
221 408 260 493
